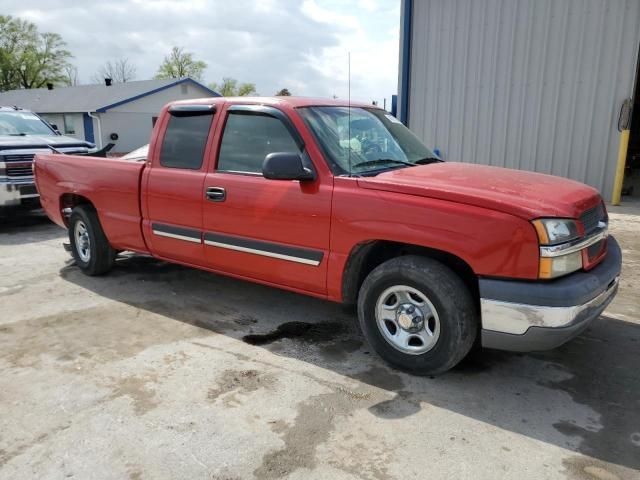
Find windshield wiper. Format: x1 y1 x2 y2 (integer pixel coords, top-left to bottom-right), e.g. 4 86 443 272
8 133 27 136
352 158 415 169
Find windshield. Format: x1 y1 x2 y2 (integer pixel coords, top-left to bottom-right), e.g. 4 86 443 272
0 111 55 136
298 106 437 175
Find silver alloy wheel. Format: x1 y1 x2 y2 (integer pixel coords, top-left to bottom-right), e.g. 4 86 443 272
375 285 441 355
74 220 91 262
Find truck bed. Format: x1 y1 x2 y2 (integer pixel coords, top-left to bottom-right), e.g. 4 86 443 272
34 153 148 253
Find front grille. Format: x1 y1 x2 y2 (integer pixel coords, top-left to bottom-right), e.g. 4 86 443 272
2 153 35 178
580 204 605 235
6 164 33 177
587 238 606 261
4 153 35 162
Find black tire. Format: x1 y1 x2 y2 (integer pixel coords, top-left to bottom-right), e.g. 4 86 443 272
357 255 478 375
68 205 116 276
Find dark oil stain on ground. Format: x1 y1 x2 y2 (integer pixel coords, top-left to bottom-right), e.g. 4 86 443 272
253 390 387 480
242 321 345 346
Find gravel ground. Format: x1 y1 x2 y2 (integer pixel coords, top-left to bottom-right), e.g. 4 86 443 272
0 203 639 480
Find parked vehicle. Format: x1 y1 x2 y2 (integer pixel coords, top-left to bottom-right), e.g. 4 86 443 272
34 97 621 374
0 106 93 212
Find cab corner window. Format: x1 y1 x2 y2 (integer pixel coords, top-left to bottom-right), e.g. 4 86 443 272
217 111 301 174
159 114 213 169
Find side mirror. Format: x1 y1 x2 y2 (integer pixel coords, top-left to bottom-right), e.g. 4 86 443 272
262 152 315 181
50 124 61 134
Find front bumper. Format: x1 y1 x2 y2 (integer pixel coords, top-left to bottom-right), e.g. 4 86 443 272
480 236 622 352
0 178 39 207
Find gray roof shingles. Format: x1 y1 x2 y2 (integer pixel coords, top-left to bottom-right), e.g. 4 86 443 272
0 78 217 113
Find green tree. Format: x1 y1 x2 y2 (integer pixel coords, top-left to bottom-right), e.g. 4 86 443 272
155 46 206 81
0 15 73 91
210 77 257 96
275 88 291 96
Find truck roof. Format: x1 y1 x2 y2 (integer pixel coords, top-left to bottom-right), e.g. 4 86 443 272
167 96 379 110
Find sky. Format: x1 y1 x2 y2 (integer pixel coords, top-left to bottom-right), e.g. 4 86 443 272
4 0 400 107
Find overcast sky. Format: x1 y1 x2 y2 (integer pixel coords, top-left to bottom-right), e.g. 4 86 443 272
4 0 400 106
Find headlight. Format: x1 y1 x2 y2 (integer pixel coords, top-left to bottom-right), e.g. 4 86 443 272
538 251 583 279
532 218 580 245
532 218 583 279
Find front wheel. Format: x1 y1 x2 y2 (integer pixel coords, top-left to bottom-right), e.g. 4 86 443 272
68 205 116 276
357 255 478 375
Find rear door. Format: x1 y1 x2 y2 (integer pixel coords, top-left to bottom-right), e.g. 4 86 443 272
142 104 217 266
201 104 332 295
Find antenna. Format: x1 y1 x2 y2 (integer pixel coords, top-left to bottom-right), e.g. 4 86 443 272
348 51 352 177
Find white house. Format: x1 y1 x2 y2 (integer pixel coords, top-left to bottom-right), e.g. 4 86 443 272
0 78 220 153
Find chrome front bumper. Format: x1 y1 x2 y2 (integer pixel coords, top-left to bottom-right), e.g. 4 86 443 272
480 236 622 352
0 178 39 207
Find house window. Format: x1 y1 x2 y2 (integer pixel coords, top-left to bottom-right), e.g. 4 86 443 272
63 114 75 135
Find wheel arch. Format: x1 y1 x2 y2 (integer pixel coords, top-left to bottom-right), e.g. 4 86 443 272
341 240 479 309
60 193 95 227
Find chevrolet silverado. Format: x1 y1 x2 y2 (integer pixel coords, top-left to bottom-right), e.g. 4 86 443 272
34 97 621 374
0 106 92 212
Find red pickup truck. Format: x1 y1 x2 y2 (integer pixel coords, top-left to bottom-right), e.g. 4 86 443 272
34 97 621 374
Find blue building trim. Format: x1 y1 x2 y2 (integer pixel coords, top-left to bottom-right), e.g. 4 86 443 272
96 78 221 113
82 113 95 143
399 0 413 125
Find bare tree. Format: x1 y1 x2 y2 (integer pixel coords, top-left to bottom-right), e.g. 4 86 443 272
92 58 137 84
63 65 79 86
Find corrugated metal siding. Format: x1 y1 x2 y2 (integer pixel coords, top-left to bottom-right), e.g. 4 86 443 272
406 0 640 199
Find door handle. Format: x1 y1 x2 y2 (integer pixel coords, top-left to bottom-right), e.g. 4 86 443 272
205 186 226 202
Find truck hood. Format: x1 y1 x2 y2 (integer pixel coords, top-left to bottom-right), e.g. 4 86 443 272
0 134 93 150
357 162 601 219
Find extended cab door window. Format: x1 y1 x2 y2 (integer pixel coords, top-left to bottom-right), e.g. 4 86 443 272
159 113 213 169
217 111 302 174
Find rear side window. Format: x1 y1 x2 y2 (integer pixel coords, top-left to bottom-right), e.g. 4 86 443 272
217 112 301 174
159 114 213 169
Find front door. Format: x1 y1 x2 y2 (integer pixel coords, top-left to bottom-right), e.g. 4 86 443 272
202 105 332 295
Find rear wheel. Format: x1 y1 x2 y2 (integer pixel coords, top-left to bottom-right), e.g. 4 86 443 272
68 205 116 276
357 255 477 375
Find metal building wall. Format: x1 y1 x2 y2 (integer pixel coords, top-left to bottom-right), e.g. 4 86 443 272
403 0 640 199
